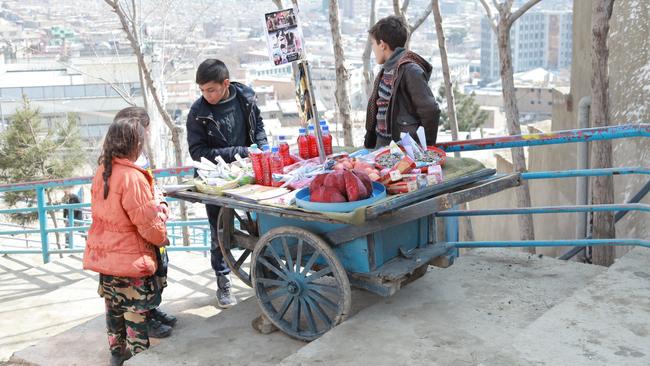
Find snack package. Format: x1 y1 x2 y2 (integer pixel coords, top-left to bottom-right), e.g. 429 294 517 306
427 164 444 185
379 155 416 185
386 179 419 195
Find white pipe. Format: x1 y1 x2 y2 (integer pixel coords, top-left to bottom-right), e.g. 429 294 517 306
576 96 591 239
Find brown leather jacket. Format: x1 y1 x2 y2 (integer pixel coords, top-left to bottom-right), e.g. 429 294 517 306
365 51 440 148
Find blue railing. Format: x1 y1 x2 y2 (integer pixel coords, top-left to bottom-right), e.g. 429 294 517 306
2 124 648 264
0 166 212 263
436 123 650 259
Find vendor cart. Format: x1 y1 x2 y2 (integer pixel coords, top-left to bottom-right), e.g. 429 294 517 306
169 167 520 341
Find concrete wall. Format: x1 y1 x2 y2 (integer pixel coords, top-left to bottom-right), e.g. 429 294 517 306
463 0 650 258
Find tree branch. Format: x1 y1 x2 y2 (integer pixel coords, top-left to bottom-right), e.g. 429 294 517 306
272 0 283 10
401 0 411 14
510 0 542 25
479 0 498 32
409 2 432 32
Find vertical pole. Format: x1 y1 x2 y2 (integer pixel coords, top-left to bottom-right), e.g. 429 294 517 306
36 187 50 263
445 205 460 258
301 60 327 162
67 207 75 249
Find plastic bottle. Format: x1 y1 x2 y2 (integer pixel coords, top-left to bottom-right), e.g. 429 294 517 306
261 144 272 186
297 127 310 160
278 135 291 166
270 146 284 187
248 144 264 184
307 124 318 158
322 126 333 156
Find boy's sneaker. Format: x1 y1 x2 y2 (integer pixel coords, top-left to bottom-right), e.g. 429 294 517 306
216 275 237 309
150 307 177 327
147 317 173 338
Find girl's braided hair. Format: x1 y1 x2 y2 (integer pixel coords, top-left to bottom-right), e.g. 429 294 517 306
97 115 146 199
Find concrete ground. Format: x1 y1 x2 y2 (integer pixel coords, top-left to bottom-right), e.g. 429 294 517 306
2 248 649 365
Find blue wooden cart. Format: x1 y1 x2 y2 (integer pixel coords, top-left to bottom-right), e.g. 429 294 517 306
170 168 520 341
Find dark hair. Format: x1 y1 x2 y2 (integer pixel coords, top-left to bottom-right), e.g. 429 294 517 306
196 59 229 85
97 117 146 199
368 15 409 50
114 106 150 128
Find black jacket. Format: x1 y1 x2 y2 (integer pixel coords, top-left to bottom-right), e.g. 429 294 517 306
365 51 440 148
186 82 268 163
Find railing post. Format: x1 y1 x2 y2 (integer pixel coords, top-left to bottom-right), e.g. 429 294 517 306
67 208 75 249
445 205 460 258
36 187 49 263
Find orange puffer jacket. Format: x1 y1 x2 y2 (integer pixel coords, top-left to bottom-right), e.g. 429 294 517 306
83 158 168 277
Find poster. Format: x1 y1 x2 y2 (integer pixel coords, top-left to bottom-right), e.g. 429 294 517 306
265 8 305 66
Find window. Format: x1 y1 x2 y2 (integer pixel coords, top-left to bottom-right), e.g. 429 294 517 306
43 86 65 99
64 85 85 98
23 87 44 100
1 87 22 99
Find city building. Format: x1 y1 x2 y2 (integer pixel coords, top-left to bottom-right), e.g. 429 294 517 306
480 9 572 84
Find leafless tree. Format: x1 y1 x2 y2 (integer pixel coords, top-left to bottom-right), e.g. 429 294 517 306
431 0 474 241
104 0 190 245
362 0 377 98
590 0 616 266
392 0 433 48
328 0 353 146
479 0 542 249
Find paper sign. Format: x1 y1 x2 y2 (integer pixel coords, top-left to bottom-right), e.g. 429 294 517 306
265 8 305 66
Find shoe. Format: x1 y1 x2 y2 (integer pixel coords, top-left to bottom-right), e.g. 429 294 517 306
216 275 237 309
150 307 177 327
147 317 173 338
110 349 132 366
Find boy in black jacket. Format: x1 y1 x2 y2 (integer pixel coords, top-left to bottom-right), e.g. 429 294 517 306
186 59 268 308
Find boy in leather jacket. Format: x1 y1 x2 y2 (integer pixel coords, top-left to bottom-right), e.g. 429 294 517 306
365 16 441 149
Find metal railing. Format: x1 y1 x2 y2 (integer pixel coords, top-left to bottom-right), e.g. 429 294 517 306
0 166 211 263
436 123 650 260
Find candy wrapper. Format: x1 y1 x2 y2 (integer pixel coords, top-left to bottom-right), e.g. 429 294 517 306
427 164 443 185
379 155 416 185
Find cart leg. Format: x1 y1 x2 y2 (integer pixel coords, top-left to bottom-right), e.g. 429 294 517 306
251 313 278 335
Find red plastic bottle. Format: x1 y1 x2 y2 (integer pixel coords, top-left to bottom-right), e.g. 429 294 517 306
322 126 333 156
307 124 318 158
270 146 284 187
297 127 310 160
278 135 291 166
248 144 264 184
261 144 272 186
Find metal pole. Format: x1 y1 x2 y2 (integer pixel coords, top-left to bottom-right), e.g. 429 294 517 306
576 97 591 241
36 187 50 263
301 60 326 162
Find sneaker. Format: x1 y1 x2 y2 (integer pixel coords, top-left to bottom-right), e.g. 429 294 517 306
110 349 132 366
150 307 177 327
216 275 237 309
147 317 173 338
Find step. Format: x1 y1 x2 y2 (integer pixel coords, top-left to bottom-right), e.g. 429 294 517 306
279 249 605 365
513 247 650 365
8 270 252 366
1 251 215 363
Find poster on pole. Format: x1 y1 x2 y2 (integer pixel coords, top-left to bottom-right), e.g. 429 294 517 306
264 8 305 66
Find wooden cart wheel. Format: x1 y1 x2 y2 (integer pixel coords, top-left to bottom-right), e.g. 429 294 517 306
217 208 259 287
251 226 352 341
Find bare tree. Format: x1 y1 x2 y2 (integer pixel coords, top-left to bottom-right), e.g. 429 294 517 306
272 0 283 10
105 0 190 245
479 0 541 249
392 0 433 48
431 0 474 241
590 0 616 266
328 0 353 146
362 0 377 98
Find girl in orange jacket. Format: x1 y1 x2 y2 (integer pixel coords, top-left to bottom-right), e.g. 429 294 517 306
83 115 169 366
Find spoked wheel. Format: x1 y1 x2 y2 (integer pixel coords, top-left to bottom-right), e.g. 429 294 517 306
217 208 259 287
251 226 352 341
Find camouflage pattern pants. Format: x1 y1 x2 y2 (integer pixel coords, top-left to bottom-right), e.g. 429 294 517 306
99 274 161 355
